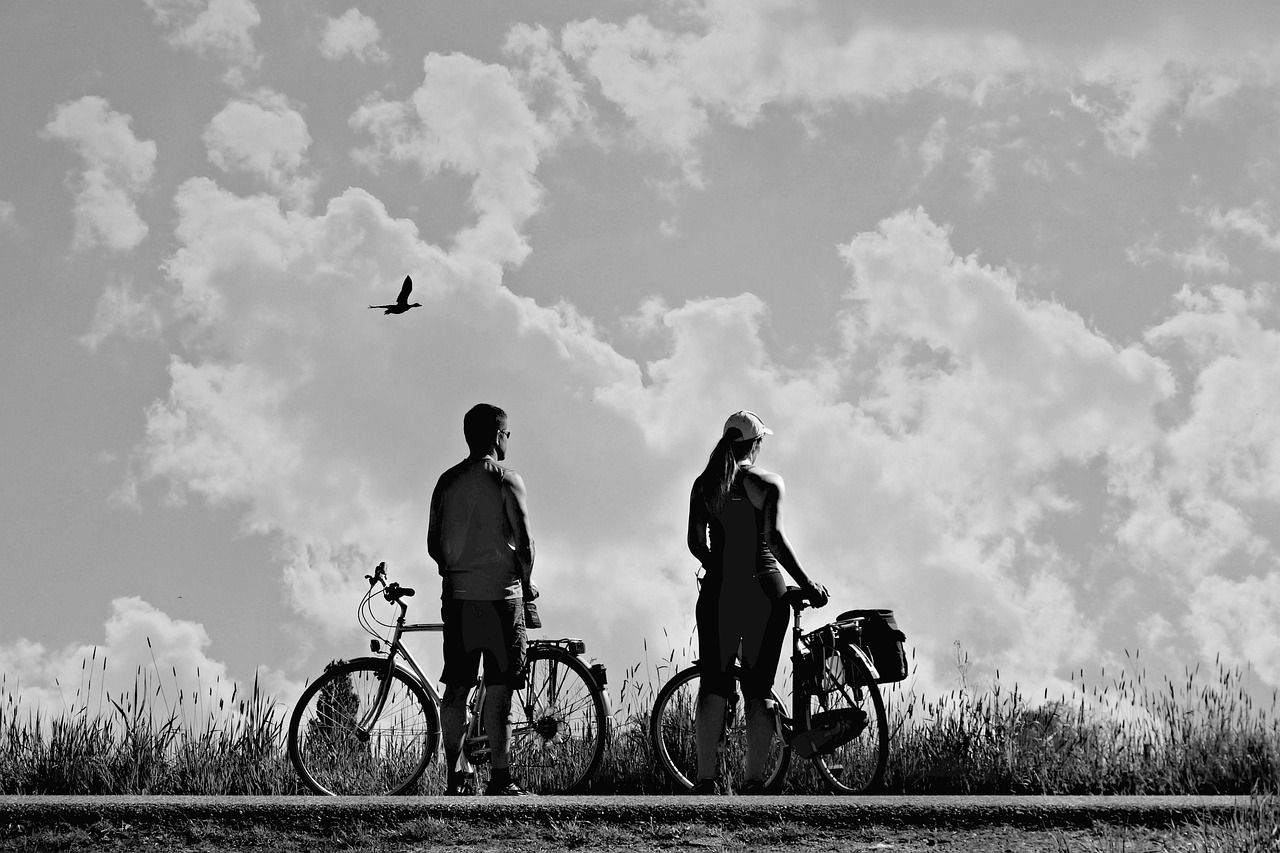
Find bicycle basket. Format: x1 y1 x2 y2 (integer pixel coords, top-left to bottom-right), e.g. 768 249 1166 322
836 608 908 684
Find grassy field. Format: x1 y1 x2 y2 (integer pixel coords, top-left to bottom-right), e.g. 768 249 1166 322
2 644 1279 796
3 646 1280 850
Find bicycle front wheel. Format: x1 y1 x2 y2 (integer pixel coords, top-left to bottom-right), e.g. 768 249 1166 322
506 645 608 793
806 651 888 793
288 657 440 795
649 664 790 793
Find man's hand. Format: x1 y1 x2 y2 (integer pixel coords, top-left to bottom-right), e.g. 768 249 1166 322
523 581 540 601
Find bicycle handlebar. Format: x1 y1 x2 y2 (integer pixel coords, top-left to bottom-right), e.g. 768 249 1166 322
385 583 415 602
363 561 415 605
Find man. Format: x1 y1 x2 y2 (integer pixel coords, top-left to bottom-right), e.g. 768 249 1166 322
427 403 537 796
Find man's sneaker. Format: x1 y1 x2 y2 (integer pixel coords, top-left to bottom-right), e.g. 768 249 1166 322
689 777 724 795
738 779 767 795
484 779 534 796
445 773 476 796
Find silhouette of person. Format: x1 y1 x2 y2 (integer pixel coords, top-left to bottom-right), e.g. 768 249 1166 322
428 403 537 796
686 410 829 794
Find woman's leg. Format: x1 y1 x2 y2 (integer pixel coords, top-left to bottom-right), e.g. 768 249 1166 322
694 579 730 784
739 595 789 783
743 696 775 781
694 687 727 782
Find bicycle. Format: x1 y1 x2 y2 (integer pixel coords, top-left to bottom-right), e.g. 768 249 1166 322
649 587 890 794
288 562 609 795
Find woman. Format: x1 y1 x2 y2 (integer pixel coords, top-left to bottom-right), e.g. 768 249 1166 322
686 410 829 794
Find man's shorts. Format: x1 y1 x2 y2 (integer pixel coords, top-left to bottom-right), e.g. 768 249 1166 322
440 599 527 689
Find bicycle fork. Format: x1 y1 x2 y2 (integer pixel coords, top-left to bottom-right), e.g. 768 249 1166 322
458 681 489 771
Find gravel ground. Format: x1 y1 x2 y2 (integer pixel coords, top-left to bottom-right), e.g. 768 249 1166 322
0 795 1246 851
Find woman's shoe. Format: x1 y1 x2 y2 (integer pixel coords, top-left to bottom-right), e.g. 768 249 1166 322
738 779 767 795
690 777 724 795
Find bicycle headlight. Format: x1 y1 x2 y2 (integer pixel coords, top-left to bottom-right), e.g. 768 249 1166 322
568 639 586 656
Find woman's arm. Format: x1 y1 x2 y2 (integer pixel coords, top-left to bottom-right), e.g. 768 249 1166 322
687 484 712 568
756 473 829 606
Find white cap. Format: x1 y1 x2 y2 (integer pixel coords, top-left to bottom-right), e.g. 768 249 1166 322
723 410 773 441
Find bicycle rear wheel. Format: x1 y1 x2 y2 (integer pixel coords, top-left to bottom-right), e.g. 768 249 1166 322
649 664 790 793
503 645 608 793
806 651 888 793
288 657 440 795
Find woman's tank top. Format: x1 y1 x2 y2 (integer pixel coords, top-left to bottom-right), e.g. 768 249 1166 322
708 466 779 586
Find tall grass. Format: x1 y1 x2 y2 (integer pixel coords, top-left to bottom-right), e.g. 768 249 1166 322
2 641 1278 796
0 646 298 795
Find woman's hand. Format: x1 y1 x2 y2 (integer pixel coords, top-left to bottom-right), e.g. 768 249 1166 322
804 580 830 608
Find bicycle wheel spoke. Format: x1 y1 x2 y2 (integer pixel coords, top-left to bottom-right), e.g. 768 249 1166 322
649 666 789 793
502 649 606 794
807 652 888 794
289 660 439 796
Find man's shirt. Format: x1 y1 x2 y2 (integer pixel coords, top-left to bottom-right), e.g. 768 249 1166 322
429 456 521 601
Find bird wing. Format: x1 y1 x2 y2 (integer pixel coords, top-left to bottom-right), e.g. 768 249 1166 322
396 275 413 305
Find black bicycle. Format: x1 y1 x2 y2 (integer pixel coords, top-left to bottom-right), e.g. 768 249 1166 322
288 562 610 795
649 588 891 793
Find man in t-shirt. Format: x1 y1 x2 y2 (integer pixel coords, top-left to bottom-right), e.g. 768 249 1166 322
427 403 537 796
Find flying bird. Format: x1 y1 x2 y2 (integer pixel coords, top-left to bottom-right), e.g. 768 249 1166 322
369 275 422 315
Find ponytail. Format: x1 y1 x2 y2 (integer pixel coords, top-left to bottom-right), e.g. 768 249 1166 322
695 428 758 515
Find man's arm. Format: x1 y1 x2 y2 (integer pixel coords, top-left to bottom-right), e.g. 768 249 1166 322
427 480 445 574
756 473 829 606
502 470 536 596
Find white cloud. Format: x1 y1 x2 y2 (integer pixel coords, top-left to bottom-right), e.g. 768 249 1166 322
320 9 388 64
504 24 596 144
42 96 156 252
1205 203 1280 254
351 52 556 269
80 277 165 349
1127 233 1235 277
145 0 261 80
966 146 996 200
558 2 1280 190
1072 35 1280 158
1188 573 1280 686
561 0 1035 184
1121 284 1280 586
0 597 297 726
919 117 948 175
204 91 315 209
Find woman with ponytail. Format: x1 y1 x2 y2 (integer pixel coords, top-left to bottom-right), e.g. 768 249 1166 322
685 410 829 794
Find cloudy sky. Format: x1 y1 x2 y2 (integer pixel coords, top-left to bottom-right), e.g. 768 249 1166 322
4 1 1280 720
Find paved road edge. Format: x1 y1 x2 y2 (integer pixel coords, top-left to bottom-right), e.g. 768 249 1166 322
0 795 1250 831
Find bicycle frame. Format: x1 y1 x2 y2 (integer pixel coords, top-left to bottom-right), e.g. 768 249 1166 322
356 595 444 738
778 596 880 742
356 577 602 761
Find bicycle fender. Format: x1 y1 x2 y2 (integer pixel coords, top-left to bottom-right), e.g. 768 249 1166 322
328 656 419 682
841 641 880 683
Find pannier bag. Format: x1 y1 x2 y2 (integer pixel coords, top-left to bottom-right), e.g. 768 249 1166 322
837 609 908 684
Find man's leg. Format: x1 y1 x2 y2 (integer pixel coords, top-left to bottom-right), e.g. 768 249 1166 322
482 682 513 776
439 600 479 793
440 685 471 789
480 600 529 794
